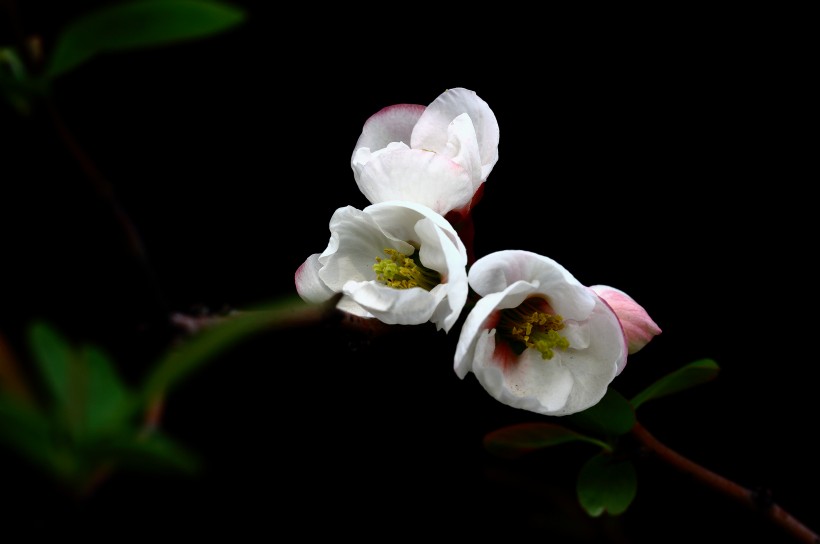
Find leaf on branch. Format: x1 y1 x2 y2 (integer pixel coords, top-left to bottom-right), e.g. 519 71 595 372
139 294 341 406
98 431 201 475
483 422 609 459
0 393 57 473
565 388 635 437
45 0 246 79
630 358 720 410
577 453 637 517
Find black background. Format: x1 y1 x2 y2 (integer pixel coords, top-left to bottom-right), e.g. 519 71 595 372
1 2 815 542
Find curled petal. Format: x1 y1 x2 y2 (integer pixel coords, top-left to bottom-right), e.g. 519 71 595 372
590 285 662 355
295 253 335 304
411 87 500 177
351 88 499 216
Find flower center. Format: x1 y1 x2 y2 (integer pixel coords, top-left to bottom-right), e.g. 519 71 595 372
498 298 570 360
373 248 441 290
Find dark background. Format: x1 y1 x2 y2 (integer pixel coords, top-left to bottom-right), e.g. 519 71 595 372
1 2 814 542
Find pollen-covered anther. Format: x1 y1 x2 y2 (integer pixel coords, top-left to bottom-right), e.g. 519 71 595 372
499 299 570 360
373 248 441 290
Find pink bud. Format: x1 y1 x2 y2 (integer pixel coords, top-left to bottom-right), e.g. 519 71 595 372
590 285 662 354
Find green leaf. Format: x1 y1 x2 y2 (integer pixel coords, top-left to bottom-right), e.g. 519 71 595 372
139 295 339 406
631 359 720 410
45 0 246 79
577 453 637 517
28 321 74 411
483 422 610 459
566 388 635 437
0 394 55 470
101 431 201 475
81 345 133 434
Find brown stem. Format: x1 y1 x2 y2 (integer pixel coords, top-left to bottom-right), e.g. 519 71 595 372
631 421 818 544
45 96 168 314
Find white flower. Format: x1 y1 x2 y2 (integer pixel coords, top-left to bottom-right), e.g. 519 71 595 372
295 201 468 332
454 250 628 416
350 87 500 217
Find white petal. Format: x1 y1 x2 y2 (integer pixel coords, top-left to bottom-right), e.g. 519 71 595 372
441 113 483 191
411 87 499 175
454 281 536 378
351 103 423 186
343 280 436 325
294 253 335 304
353 103 425 153
351 141 409 186
414 215 468 332
454 293 500 379
317 206 413 292
356 149 474 215
468 250 595 320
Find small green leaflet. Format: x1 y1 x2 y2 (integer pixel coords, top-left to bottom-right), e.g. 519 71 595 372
46 0 246 79
631 359 720 409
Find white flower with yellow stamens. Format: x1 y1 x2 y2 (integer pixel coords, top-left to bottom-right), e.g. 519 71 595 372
295 201 468 332
454 250 629 416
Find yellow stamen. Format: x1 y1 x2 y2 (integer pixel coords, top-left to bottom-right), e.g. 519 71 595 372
498 298 570 360
373 248 441 291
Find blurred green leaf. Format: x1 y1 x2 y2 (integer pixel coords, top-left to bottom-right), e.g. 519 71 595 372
484 422 610 459
28 321 74 414
566 388 635 437
631 359 720 409
0 394 56 472
45 0 246 79
101 431 200 475
1 47 38 114
81 344 133 434
140 295 339 405
577 453 637 517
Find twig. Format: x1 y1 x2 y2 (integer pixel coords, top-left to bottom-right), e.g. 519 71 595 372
631 421 818 544
45 97 168 315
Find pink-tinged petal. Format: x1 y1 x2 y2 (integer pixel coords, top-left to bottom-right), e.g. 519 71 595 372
356 149 474 215
353 103 425 154
454 281 537 379
294 253 336 304
590 285 662 355
411 87 499 175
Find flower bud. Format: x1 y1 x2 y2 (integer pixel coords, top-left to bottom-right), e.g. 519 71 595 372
590 285 661 355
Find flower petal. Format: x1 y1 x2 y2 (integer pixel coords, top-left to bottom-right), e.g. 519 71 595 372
411 87 499 178
353 103 425 152
316 206 413 292
343 279 437 325
355 149 474 215
351 104 424 185
468 249 596 321
294 253 336 304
